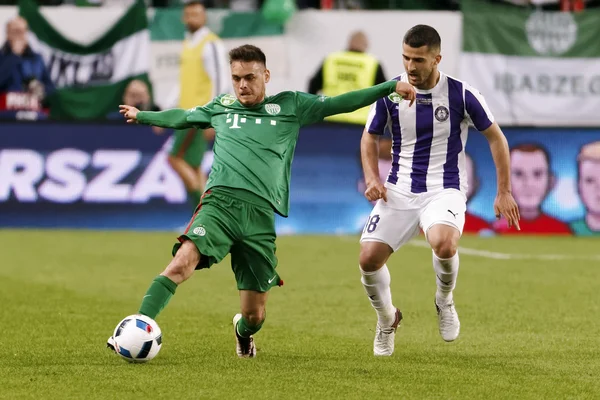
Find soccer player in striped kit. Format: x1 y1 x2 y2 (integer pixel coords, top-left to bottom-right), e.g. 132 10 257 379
358 25 521 356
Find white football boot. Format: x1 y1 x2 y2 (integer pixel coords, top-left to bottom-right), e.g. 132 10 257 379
373 308 403 356
435 299 460 342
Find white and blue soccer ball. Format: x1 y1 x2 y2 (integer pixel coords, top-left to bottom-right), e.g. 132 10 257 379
112 314 162 363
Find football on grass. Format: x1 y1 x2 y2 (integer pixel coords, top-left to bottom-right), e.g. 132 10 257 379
112 314 162 363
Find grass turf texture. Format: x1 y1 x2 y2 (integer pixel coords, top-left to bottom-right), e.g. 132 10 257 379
1 230 599 399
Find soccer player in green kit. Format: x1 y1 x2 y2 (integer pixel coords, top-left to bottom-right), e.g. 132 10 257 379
109 45 416 358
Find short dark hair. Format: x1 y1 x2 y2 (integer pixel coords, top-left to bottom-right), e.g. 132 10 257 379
229 44 267 66
403 25 441 51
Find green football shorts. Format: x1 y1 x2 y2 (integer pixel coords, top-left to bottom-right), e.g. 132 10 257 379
172 187 282 292
168 128 207 168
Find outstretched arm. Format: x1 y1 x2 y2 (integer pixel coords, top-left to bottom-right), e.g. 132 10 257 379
296 81 415 126
321 81 414 117
120 105 194 129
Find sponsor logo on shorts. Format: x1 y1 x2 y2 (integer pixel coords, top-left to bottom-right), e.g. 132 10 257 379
193 226 206 236
267 275 277 284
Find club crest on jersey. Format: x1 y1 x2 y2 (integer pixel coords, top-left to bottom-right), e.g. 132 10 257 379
193 225 206 236
265 104 281 115
220 94 237 106
388 93 403 103
435 106 449 122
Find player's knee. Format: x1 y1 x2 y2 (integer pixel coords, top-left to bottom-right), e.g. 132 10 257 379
241 307 265 326
431 240 457 259
359 246 387 272
163 240 200 284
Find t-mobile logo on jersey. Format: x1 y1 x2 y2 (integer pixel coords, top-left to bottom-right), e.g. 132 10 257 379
226 113 277 129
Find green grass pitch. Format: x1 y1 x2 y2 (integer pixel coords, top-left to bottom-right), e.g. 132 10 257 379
1 230 599 399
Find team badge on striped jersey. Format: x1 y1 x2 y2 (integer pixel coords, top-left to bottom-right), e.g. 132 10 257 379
435 106 449 122
265 104 281 115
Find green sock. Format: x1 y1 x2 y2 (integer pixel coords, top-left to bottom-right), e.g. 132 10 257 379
236 316 265 338
188 190 202 209
138 275 178 319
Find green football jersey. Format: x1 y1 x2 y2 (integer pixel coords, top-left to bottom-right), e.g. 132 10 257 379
184 91 334 217
136 81 396 216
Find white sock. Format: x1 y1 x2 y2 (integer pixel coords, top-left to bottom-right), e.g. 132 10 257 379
360 264 396 327
432 251 459 305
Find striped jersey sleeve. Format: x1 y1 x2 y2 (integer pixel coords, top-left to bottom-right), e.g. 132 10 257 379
464 83 494 131
365 97 390 135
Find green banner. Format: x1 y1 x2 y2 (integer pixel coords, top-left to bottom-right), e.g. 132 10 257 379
150 9 284 41
462 0 600 58
461 0 600 126
20 0 151 120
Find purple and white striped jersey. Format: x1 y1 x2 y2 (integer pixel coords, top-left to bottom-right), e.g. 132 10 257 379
365 72 494 195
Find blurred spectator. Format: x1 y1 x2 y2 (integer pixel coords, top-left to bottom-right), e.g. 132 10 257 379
122 79 157 112
107 79 159 120
0 16 54 108
161 0 229 209
308 31 385 94
308 31 386 125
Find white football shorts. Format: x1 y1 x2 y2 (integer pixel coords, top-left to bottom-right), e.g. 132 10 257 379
360 187 467 251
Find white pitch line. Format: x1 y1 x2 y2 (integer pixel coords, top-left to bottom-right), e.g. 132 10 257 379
407 240 600 261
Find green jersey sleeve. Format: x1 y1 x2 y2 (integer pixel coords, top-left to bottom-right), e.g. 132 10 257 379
136 98 217 129
294 92 329 127
185 99 216 129
295 80 397 126
137 108 192 129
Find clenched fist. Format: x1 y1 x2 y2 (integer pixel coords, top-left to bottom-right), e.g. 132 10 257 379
364 180 387 203
395 81 417 107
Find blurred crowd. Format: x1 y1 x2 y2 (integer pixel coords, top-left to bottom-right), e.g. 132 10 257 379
1 0 599 121
0 15 53 119
1 0 598 235
1 0 600 10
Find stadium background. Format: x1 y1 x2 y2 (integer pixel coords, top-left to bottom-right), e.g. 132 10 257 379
2 0 599 236
1 2 600 399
